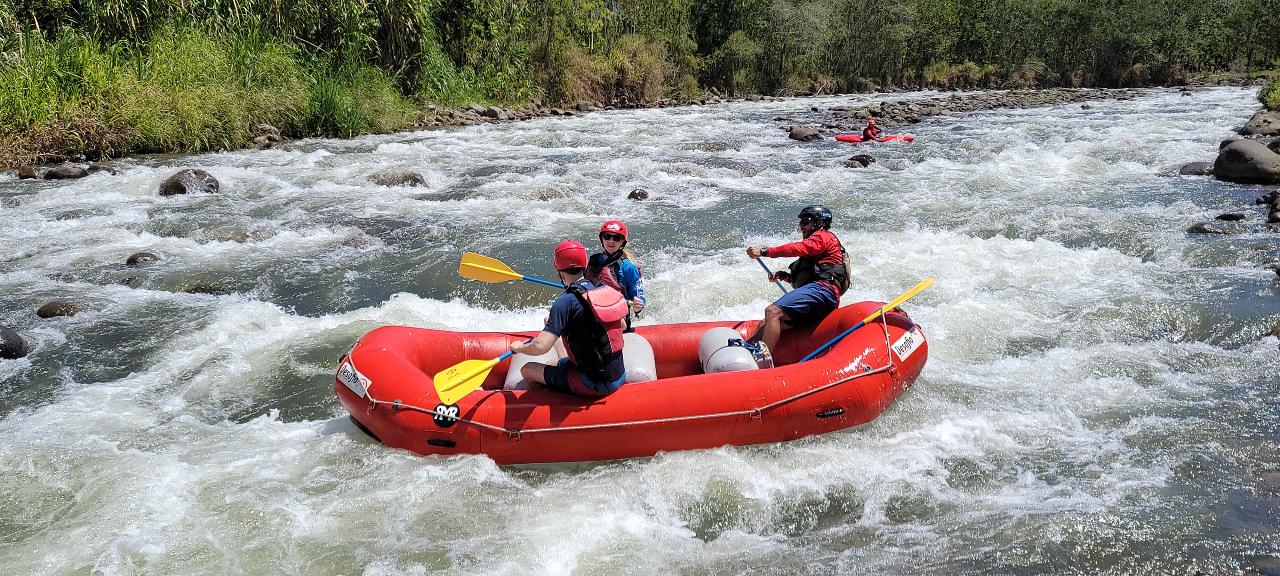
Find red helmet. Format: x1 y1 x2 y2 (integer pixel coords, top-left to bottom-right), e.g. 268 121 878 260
553 240 588 271
867 118 877 125
599 220 628 240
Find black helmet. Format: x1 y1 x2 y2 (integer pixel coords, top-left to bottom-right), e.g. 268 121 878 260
798 205 832 226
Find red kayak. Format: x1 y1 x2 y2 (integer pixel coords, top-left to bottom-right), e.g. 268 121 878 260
836 134 914 143
334 301 929 464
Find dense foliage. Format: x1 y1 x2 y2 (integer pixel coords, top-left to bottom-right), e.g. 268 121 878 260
1 0 1278 163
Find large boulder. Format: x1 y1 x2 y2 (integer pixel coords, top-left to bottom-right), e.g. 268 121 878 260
1213 139 1280 185
789 125 822 141
627 188 650 201
1239 110 1280 136
159 169 219 196
0 325 28 359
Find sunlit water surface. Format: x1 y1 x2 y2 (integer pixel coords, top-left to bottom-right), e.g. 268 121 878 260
1 87 1278 575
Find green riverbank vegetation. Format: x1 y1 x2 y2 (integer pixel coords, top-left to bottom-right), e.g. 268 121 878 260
2 0 1278 166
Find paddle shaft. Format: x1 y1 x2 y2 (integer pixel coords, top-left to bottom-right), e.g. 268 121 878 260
799 278 935 362
464 261 562 288
756 259 789 294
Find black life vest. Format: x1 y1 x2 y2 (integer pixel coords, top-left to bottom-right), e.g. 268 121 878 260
788 231 851 295
563 280 627 380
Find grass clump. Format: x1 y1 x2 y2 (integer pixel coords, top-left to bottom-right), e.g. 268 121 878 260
1260 77 1280 111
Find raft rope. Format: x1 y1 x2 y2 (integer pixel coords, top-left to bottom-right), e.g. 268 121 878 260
360 314 903 437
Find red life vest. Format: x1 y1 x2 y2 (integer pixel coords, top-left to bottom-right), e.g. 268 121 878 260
563 282 627 379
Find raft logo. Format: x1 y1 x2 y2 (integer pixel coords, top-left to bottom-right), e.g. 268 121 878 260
337 361 370 397
891 327 924 361
433 403 460 428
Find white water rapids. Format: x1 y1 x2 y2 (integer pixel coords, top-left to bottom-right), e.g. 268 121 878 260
1 87 1278 574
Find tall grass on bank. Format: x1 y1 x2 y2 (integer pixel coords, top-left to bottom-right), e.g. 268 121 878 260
0 23 419 165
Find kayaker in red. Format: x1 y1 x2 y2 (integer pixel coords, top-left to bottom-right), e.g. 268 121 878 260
510 240 629 397
862 118 883 141
745 205 851 351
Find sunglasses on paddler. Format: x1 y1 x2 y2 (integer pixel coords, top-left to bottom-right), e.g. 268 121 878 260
600 233 625 242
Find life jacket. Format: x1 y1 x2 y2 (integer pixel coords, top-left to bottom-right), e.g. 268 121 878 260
788 231 851 295
587 252 642 332
587 252 625 293
563 280 628 380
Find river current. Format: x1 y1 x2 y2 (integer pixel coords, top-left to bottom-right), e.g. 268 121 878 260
1 87 1277 574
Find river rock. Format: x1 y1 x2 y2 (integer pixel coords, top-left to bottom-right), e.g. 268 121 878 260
845 154 876 168
181 282 229 295
1178 162 1214 176
159 169 219 196
1269 139 1280 153
1186 222 1231 234
576 100 597 112
1215 213 1246 221
253 123 282 142
1240 110 1280 136
17 165 38 179
627 188 650 201
126 252 160 266
0 325 28 359
87 163 116 175
789 126 822 141
43 162 89 180
1213 139 1280 185
371 171 426 187
37 300 80 318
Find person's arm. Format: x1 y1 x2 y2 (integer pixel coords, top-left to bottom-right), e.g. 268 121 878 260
621 261 647 311
511 330 558 356
512 296 570 355
759 233 828 259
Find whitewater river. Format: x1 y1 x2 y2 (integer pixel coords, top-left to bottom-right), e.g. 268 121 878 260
2 87 1277 574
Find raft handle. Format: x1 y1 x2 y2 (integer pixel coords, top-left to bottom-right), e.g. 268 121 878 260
816 407 845 419
427 438 456 448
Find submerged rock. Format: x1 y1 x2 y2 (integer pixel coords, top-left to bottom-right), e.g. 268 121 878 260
1186 222 1231 234
126 252 160 266
159 169 219 196
0 325 28 359
36 300 80 318
627 188 650 201
370 171 426 187
845 154 876 168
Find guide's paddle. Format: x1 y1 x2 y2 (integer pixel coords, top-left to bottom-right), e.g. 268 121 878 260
756 259 789 295
459 252 561 289
434 342 529 405
799 278 935 362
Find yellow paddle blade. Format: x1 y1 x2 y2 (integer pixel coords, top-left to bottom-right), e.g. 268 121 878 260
859 278 936 325
459 252 524 284
434 357 501 405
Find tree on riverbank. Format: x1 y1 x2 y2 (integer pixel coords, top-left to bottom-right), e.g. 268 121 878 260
2 0 1278 165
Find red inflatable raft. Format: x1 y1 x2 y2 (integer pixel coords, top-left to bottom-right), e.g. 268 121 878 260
334 301 928 464
836 134 914 143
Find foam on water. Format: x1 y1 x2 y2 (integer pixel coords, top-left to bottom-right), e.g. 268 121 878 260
2 87 1278 574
